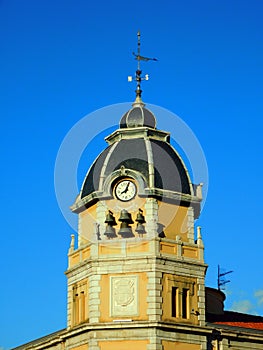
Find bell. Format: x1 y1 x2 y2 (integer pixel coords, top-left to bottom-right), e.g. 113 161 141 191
135 223 146 236
135 209 145 224
127 212 134 224
119 209 130 221
118 221 134 238
119 209 133 224
105 210 117 226
104 224 117 239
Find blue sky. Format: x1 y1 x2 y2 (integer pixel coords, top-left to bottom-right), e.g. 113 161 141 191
0 0 263 348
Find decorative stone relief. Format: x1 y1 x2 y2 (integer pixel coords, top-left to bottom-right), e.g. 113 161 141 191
110 275 138 317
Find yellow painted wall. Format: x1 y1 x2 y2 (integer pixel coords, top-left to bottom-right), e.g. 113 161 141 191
79 206 97 241
99 340 148 350
160 242 198 259
160 241 177 255
158 202 189 241
98 244 122 255
69 246 91 268
163 340 200 350
82 246 91 260
99 272 148 322
182 246 197 259
106 196 146 215
126 241 149 253
70 252 80 267
98 241 150 256
70 345 88 350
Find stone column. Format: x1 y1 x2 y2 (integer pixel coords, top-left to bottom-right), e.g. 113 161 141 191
89 274 102 323
147 269 163 322
145 198 159 239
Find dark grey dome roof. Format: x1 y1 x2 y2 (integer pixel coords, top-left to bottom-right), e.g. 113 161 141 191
120 105 156 129
81 137 191 199
71 103 201 216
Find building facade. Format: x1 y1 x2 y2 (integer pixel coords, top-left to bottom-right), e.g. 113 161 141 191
14 58 263 350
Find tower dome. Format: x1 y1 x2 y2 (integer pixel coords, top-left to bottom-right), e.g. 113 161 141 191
119 102 156 129
71 102 201 218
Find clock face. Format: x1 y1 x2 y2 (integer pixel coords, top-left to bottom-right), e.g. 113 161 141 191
114 179 137 202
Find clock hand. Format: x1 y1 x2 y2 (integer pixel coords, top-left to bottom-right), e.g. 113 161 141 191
121 182 130 194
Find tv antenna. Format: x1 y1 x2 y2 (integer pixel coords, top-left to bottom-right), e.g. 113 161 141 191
128 31 157 102
217 265 233 290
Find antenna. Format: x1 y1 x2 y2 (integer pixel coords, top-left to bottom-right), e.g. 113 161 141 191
217 265 233 290
128 31 157 102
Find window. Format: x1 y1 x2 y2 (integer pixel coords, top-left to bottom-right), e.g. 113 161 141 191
170 285 191 320
182 288 189 319
73 291 79 325
171 287 178 317
80 291 85 322
167 275 195 322
72 281 88 326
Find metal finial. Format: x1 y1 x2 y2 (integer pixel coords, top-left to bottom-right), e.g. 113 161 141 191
128 31 157 104
137 31 141 71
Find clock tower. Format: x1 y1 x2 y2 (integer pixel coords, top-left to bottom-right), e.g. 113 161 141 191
13 33 263 350
65 40 207 348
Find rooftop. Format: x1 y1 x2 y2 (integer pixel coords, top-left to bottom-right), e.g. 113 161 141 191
207 311 263 331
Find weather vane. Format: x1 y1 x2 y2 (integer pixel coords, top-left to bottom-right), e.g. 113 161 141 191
128 31 157 101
